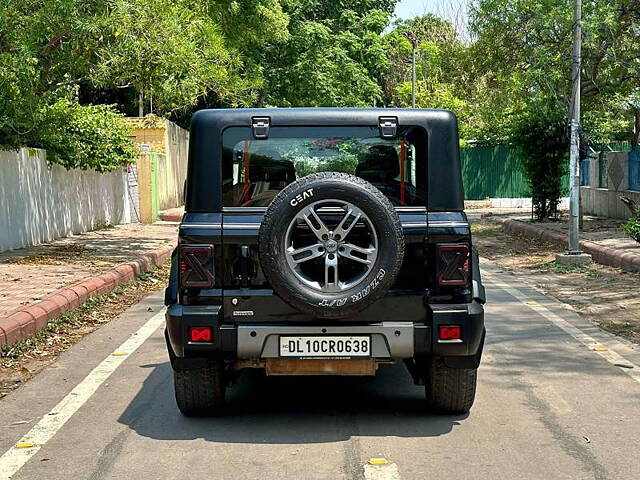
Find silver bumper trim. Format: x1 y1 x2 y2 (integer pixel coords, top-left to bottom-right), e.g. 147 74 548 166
237 322 415 359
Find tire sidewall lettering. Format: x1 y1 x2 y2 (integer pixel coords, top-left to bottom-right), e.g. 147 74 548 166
317 268 386 308
289 188 314 207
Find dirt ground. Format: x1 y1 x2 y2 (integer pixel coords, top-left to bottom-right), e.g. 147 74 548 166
0 263 170 398
472 219 640 345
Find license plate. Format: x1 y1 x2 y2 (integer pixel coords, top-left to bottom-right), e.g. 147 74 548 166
279 336 371 357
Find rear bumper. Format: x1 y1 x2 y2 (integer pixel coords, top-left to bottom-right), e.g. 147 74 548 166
236 323 415 359
165 300 484 364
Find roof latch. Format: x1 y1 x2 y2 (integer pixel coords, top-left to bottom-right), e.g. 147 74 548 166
252 117 270 139
379 117 398 139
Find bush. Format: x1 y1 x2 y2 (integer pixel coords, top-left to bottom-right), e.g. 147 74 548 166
511 106 568 220
36 101 137 172
622 214 640 243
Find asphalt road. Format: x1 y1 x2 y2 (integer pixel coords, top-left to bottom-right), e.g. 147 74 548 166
1 260 639 480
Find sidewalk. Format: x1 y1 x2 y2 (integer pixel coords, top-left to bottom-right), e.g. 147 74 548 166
0 222 177 346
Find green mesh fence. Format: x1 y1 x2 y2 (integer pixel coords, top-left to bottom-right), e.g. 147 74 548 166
460 145 571 200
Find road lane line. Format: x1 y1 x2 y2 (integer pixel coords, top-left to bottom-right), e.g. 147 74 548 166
484 272 640 384
0 310 166 480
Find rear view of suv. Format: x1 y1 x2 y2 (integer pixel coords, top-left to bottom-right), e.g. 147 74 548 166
164 108 486 415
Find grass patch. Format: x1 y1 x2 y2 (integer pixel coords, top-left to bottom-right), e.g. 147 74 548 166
532 260 602 277
471 224 501 237
1 289 118 358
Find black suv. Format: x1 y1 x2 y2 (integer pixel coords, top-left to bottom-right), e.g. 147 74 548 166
164 108 486 415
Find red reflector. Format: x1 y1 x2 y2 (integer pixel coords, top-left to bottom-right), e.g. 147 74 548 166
439 325 462 341
189 327 212 342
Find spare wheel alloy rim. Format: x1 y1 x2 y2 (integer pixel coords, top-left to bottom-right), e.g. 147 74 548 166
284 199 378 293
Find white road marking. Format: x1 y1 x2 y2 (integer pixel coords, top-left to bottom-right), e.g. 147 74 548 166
485 272 640 384
364 463 401 480
0 310 166 480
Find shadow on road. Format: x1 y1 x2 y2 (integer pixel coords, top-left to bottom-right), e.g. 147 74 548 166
118 362 465 444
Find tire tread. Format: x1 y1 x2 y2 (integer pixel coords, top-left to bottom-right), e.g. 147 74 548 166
426 357 477 414
173 361 225 416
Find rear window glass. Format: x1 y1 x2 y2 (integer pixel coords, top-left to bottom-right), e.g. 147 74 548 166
222 126 426 207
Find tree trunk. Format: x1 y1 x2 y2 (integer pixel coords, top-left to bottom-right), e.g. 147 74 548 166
620 195 639 216
632 107 640 149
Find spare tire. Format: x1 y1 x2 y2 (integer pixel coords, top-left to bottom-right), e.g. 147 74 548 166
258 172 404 319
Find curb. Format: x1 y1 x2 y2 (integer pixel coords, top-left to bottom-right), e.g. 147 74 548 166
0 243 175 348
492 218 640 274
159 209 183 222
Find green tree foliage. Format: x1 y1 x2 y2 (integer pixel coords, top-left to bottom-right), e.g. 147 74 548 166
622 213 640 243
462 0 639 216
468 0 640 144
0 0 288 169
512 104 569 220
256 0 395 107
382 15 478 140
3 0 639 181
92 0 257 115
39 100 137 171
0 0 105 150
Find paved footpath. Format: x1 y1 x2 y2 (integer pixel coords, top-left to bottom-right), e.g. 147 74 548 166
0 222 176 319
1 260 639 480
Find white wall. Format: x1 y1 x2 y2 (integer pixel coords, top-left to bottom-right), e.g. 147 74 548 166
0 148 131 252
581 151 639 220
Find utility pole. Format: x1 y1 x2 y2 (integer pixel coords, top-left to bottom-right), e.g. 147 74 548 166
558 0 592 265
411 45 416 108
568 0 581 253
401 28 418 108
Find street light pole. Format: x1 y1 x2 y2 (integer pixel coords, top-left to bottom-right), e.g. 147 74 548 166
411 44 417 108
568 0 582 254
557 0 592 266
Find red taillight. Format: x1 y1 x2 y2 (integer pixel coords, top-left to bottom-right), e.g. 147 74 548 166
439 325 462 341
436 244 470 286
189 326 212 342
180 245 214 288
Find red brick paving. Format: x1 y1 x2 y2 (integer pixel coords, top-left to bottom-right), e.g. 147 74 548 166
0 223 177 346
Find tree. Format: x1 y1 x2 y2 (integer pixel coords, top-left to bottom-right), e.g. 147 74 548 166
254 0 395 107
0 0 138 169
468 0 640 144
511 103 569 220
382 15 477 140
0 0 288 168
91 0 277 116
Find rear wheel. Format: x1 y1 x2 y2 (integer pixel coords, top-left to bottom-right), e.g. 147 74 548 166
173 361 226 416
426 357 477 414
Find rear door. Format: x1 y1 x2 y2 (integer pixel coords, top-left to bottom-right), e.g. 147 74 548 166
219 124 429 323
